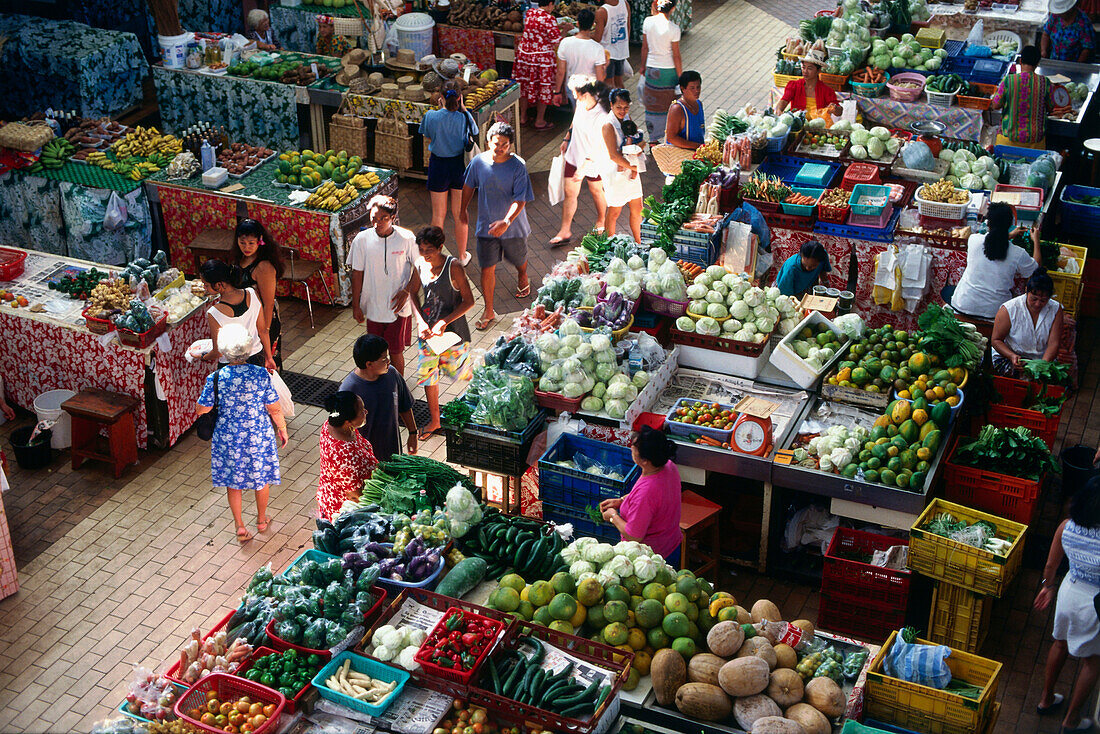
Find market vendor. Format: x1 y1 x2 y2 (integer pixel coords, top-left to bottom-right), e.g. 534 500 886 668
949 202 1043 320
315 15 354 58
600 426 683 565
991 45 1054 150
775 240 832 298
664 70 705 150
1041 0 1095 63
247 10 280 51
774 49 841 119
991 271 1064 375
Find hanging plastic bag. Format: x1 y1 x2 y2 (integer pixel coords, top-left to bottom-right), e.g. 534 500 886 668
268 370 296 418
548 155 565 206
885 633 952 689
103 192 128 231
966 19 984 47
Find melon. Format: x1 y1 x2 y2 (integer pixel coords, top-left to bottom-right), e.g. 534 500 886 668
736 637 778 669
751 599 782 623
785 703 831 734
734 694 782 731
674 682 731 721
687 653 727 687
706 621 745 657
651 648 686 706
767 668 805 707
751 718 807 734
804 677 845 718
717 657 770 697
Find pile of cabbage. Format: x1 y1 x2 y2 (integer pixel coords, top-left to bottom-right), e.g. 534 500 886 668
825 2 872 68
939 148 1000 191
801 424 870 474
639 247 689 302
535 324 649 419
869 34 946 72
561 537 676 586
734 106 794 140
909 0 931 22
847 124 902 161
788 333 845 373
673 266 802 340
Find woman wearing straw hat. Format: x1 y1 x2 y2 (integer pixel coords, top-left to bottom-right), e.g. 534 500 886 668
1042 0 1095 62
316 15 355 58
775 49 841 118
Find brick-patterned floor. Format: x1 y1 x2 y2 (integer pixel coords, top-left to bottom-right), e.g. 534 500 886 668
0 2 1098 732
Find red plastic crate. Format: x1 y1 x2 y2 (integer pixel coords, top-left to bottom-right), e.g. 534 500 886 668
987 375 1063 449
164 610 238 686
817 590 902 645
469 619 633 734
944 435 1045 525
82 305 117 335
818 201 850 223
535 390 584 413
174 672 286 734
117 310 168 349
231 647 315 713
0 247 28 281
842 162 882 190
415 607 505 685
823 527 912 608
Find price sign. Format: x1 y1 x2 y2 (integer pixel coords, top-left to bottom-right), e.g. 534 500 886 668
734 396 778 419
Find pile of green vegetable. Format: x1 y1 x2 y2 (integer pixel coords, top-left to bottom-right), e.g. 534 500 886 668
360 455 476 514
921 512 1015 555
573 231 649 273
926 73 964 94
483 335 540 379
312 505 394 556
269 555 379 650
916 305 985 370
240 649 324 699
1016 360 1070 416
484 636 613 718
953 425 1058 481
463 365 540 432
48 268 108 299
458 508 567 581
642 160 716 255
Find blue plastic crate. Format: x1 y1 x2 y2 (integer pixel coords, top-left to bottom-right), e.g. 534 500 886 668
756 155 844 187
281 548 340 579
765 130 790 153
944 39 965 57
312 652 410 716
1061 184 1100 234
375 542 446 593
794 162 834 187
541 501 619 542
858 721 924 734
538 433 640 509
781 186 823 216
849 184 891 216
632 309 660 329
814 204 901 242
970 57 1008 84
944 56 976 76
993 144 1047 164
640 223 719 267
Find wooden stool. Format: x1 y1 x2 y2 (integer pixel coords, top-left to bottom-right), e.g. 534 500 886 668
680 490 721 577
61 389 140 478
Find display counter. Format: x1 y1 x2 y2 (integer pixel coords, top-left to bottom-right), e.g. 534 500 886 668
931 0 1047 42
1035 58 1100 139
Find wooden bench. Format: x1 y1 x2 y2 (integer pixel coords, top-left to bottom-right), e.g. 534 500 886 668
61 389 140 478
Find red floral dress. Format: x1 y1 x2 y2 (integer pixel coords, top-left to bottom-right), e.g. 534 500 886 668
316 424 378 520
513 7 562 105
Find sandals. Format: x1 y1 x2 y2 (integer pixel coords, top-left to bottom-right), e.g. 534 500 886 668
236 526 253 542
533 122 554 131
417 427 443 441
515 283 531 298
1062 719 1093 734
476 314 497 330
548 236 571 246
256 518 270 533
1038 694 1065 715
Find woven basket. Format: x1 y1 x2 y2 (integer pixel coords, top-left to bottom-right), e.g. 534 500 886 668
0 122 55 152
651 144 694 176
375 108 412 170
333 17 368 36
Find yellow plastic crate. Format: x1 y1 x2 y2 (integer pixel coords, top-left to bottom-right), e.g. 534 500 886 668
1049 243 1086 316
154 272 186 299
774 72 801 89
916 27 946 48
866 630 1002 734
928 582 993 653
908 499 1027 597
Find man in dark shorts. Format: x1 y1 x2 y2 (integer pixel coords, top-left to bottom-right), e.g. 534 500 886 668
459 122 535 331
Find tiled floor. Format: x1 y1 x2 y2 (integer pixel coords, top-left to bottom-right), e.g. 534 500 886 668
1 2 1099 732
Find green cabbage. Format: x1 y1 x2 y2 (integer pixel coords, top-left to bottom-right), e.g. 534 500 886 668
867 137 886 159
676 316 696 331
706 302 728 318
849 144 868 160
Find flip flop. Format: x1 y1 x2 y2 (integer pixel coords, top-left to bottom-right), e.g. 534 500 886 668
1038 694 1065 715
1062 719 1093 734
476 315 497 330
236 526 253 542
533 122 554 131
256 519 270 533
417 428 443 441
548 236 571 246
515 283 531 298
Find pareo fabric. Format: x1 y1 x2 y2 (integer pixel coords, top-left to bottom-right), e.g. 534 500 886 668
316 424 377 520
513 7 562 105
198 363 281 490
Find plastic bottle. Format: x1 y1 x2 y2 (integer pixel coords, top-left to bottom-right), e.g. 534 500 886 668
200 140 216 172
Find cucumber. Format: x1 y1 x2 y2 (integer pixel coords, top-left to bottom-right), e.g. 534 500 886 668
502 658 527 698
488 656 501 693
435 557 487 598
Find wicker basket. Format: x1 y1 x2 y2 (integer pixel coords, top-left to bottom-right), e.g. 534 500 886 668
651 144 695 176
330 108 370 159
374 108 412 170
925 88 957 107
0 122 55 152
333 17 368 36
915 185 969 220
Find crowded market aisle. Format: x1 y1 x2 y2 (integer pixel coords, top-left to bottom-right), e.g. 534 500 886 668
1 3 1100 734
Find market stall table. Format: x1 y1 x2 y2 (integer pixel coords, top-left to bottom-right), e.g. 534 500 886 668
0 14 149 119
931 0 1047 42
855 95 986 142
0 249 209 449
146 162 396 305
1034 57 1100 139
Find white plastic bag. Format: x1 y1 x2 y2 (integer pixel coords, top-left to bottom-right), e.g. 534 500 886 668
966 19 984 47
548 155 565 206
268 370 296 418
103 192 128 231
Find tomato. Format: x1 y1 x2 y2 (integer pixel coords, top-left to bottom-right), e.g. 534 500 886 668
214 714 227 727
249 703 263 716
201 713 217 726
223 725 238 734
240 725 254 734
251 715 266 728
262 704 276 717
470 710 487 725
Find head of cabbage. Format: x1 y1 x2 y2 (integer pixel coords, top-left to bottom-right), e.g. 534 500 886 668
696 316 721 336
706 302 729 318
675 315 696 332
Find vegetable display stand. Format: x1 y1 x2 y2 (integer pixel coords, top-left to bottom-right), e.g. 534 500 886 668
907 498 1027 598
987 375 1064 450
174 673 286 734
538 432 640 508
233 647 315 713
443 410 547 477
928 582 992 653
639 223 719 267
414 607 506 686
865 631 1002 734
164 610 238 686
540 501 619 543
756 154 845 187
117 311 168 349
943 435 1044 525
312 651 409 716
468 618 632 734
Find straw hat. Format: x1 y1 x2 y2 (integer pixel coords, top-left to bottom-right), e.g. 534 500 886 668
1049 0 1076 13
449 53 468 66
420 70 443 92
367 71 385 87
800 49 828 67
336 63 362 86
341 48 368 67
436 57 462 78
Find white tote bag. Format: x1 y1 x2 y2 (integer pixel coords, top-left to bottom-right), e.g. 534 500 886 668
548 155 565 206
268 370 296 419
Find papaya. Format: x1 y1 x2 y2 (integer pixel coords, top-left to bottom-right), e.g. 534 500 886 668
932 370 952 384
911 396 928 414
841 464 859 479
870 425 888 442
851 367 870 386
911 409 929 426
898 419 920 444
891 436 910 451
890 400 912 425
922 429 942 454
916 460 931 473
871 443 890 462
919 421 939 441
900 449 917 470
880 469 897 486
864 469 880 483
858 449 872 463
880 365 897 383
895 472 910 488
873 414 891 429
867 457 882 470
910 470 927 489
887 456 903 473
930 402 951 429
887 424 899 438
908 353 931 373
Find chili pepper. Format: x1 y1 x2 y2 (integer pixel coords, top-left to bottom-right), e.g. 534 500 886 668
445 611 464 631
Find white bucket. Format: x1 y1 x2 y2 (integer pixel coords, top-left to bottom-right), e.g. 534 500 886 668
394 13 435 62
34 389 76 450
159 32 193 69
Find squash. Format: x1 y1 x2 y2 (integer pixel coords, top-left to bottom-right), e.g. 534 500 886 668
791 619 815 638
434 557 487 598
751 717 807 734
688 653 727 687
734 694 782 731
773 643 798 669
736 637 778 669
804 677 845 718
785 704 831 734
674 682 731 721
707 621 745 657
751 599 782 623
767 668 805 708
652 648 687 706
717 657 770 697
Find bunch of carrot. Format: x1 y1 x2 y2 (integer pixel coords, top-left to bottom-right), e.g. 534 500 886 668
678 261 705 281
784 192 818 206
852 67 887 84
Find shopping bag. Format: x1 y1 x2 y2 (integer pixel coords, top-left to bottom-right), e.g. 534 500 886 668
884 634 952 689
268 370 296 419
548 155 565 206
103 191 128 231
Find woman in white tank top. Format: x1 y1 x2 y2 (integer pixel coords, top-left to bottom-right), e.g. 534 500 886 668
200 259 274 369
991 270 1064 375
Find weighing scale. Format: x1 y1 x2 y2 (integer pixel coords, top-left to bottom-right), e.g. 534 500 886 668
730 396 777 456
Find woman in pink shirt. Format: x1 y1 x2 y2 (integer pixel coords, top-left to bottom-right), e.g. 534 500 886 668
600 427 683 566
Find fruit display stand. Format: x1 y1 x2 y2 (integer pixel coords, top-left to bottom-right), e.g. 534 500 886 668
146 161 396 306
0 248 210 449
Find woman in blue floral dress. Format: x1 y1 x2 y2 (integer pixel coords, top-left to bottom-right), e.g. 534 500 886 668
196 323 288 542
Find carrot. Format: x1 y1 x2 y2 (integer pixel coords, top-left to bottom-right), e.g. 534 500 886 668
696 435 724 447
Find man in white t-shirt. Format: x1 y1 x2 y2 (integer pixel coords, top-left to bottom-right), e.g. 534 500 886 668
554 9 608 106
348 195 419 376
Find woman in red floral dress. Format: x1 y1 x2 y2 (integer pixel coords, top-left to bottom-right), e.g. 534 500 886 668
317 391 378 520
513 0 563 129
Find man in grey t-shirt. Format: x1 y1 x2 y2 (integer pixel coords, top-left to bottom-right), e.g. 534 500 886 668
459 122 535 331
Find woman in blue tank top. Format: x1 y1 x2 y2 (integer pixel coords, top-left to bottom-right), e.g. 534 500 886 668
665 69 705 150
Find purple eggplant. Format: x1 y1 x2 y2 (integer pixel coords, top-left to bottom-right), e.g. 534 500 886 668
363 542 392 558
390 563 407 580
405 536 425 560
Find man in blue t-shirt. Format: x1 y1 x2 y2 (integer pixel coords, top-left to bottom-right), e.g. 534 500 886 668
339 334 418 461
459 122 535 331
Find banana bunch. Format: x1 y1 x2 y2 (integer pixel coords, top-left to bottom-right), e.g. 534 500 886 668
111 126 183 158
305 181 359 211
86 150 113 169
27 137 78 172
111 157 163 180
350 171 381 189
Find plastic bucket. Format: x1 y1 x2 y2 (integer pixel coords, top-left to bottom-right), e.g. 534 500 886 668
33 389 76 449
394 13 435 61
10 427 53 470
1061 445 1099 493
159 32 193 69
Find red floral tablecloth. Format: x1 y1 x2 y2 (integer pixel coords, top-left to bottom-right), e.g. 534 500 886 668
437 25 497 71
0 309 209 449
768 228 852 292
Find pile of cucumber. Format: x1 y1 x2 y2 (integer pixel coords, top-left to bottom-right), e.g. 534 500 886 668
485 637 612 719
458 509 567 581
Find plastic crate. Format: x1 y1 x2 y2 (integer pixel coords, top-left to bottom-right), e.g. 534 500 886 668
891 157 950 185
849 204 894 228
174 673 286 734
842 162 882 190
790 129 851 160
1060 184 1100 234
414 607 506 685
987 375 1064 449
781 186 822 216
957 82 996 110
908 498 1027 598
82 306 118 335
849 184 891 216
541 501 618 542
376 547 446 594
928 582 992 653
768 210 816 231
443 410 546 476
665 397 737 443
538 433 640 508
866 631 1001 734
944 55 976 78
232 647 315 713
915 185 968 220
818 201 851 223
820 72 849 91
0 247 28 280
944 434 1044 525
970 58 1008 85
164 610 238 686
312 651 409 715
766 130 790 153
991 183 1043 221
1049 242 1087 310
817 590 902 645
756 155 844 187
469 618 632 734
823 527 911 609
814 205 901 242
641 289 689 318
669 324 771 356
944 39 965 56
925 88 957 107
774 72 801 88
279 547 339 578
641 222 720 267
795 162 835 187
535 390 584 413
117 311 168 349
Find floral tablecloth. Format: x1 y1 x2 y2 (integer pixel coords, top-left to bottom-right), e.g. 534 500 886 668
0 14 149 118
69 0 243 60
767 228 853 293
629 0 691 45
855 96 985 142
153 67 301 150
437 25 497 71
271 5 372 54
0 171 152 265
